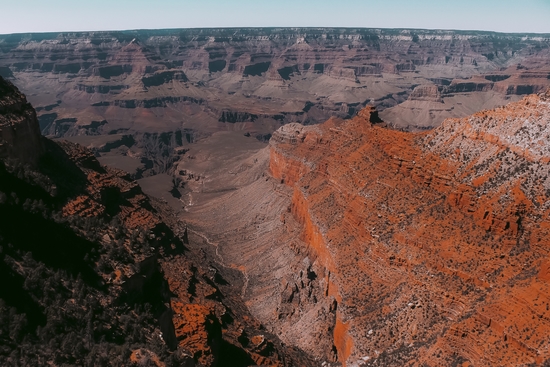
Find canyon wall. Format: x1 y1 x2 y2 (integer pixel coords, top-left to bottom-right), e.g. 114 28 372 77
0 77 43 164
1 28 550 138
263 92 550 366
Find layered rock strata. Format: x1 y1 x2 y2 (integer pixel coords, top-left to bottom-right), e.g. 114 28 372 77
264 92 550 366
1 28 550 138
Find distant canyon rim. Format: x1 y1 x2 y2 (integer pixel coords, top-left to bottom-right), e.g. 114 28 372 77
2 27 550 366
2 27 550 203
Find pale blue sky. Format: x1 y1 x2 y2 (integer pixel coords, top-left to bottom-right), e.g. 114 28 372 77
1 0 549 35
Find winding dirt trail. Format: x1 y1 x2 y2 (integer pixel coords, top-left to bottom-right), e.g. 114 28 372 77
188 227 250 298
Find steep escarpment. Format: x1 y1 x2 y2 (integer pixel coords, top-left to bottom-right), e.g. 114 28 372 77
0 76 315 366
0 78 43 163
267 92 550 366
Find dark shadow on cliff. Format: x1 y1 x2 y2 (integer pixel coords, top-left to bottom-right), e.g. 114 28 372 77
0 204 101 286
37 139 93 201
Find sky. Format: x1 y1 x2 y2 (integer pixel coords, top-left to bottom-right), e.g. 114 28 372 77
0 0 549 35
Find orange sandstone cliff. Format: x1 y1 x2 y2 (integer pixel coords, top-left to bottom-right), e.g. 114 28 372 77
268 92 550 366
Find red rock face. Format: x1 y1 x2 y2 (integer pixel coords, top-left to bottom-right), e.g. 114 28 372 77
269 91 550 366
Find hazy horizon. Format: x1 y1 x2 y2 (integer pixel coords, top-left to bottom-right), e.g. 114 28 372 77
1 0 550 35
3 25 550 37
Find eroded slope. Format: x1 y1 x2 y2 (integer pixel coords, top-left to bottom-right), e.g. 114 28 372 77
267 92 550 366
0 76 315 367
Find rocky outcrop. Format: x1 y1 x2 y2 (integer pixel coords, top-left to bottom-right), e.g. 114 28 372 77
446 79 495 93
266 94 550 366
76 84 129 94
380 66 550 130
142 70 189 87
110 96 207 109
0 77 43 164
446 69 550 96
408 84 443 103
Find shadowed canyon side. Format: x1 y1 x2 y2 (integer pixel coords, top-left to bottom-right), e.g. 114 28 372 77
184 91 550 366
0 78 43 163
0 76 317 367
